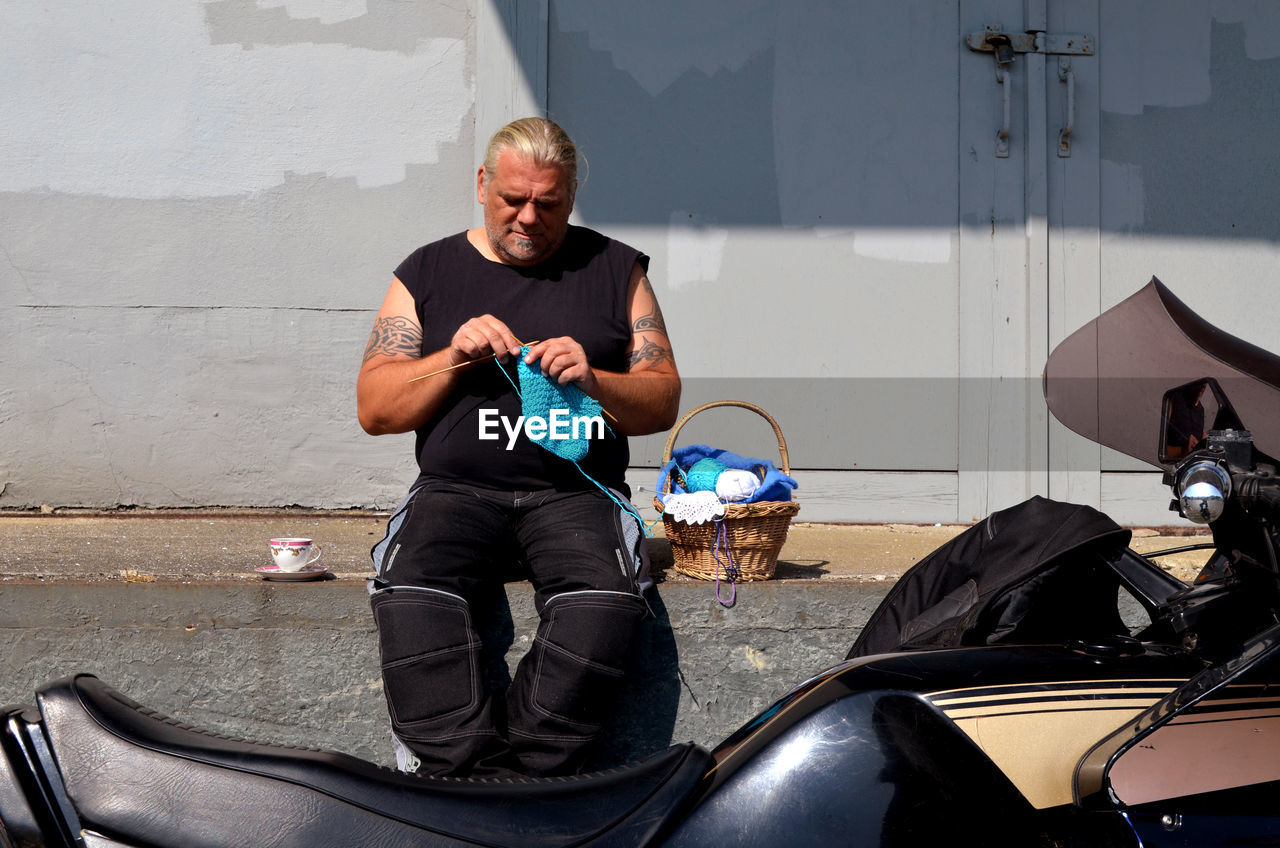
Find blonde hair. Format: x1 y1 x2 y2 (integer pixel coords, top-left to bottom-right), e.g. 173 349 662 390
482 117 580 188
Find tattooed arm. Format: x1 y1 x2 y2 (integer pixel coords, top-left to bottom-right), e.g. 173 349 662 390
356 278 522 435
592 262 681 435
527 262 680 437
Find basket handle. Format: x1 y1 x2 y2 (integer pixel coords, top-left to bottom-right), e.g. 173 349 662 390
660 401 791 493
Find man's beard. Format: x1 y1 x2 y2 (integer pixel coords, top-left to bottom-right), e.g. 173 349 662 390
486 222 560 266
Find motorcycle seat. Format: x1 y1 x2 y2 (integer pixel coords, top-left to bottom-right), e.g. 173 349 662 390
34 674 714 848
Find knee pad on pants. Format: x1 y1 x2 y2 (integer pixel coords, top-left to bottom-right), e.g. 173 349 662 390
518 590 646 728
369 586 482 734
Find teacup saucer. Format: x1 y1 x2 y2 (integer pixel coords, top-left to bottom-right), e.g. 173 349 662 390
256 564 328 582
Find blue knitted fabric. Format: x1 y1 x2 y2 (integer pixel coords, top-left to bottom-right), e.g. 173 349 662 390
513 346 606 462
493 349 652 537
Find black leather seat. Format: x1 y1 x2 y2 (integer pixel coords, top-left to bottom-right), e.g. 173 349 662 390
35 674 713 848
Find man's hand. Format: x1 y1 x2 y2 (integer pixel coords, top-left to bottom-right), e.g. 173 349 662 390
524 337 597 393
450 315 524 368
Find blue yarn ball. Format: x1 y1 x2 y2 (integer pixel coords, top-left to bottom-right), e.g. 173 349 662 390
685 457 728 492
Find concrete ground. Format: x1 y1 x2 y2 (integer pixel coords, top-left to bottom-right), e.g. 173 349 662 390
0 509 1213 584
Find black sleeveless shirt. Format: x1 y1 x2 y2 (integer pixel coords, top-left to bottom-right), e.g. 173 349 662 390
395 226 644 493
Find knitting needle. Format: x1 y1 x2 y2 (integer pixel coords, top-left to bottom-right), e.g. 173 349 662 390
406 340 542 383
405 339 620 425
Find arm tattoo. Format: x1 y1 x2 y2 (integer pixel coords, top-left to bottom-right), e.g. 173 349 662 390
626 338 673 370
631 274 668 336
362 316 422 363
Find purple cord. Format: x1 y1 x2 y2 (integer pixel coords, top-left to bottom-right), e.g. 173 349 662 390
712 517 740 607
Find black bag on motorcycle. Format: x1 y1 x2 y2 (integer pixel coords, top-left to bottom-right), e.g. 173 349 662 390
848 496 1133 658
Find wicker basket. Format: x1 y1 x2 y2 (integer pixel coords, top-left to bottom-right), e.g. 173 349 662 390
654 400 800 582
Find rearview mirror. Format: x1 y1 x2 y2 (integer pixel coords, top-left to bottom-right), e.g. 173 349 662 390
1159 378 1244 462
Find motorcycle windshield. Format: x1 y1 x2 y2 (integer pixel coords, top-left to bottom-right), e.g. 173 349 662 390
1044 278 1280 469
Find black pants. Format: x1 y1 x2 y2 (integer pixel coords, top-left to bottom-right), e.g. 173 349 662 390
369 479 647 777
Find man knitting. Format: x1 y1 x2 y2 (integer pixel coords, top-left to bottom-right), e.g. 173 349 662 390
356 117 680 778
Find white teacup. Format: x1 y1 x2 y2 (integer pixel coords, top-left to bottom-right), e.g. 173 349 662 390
269 537 322 572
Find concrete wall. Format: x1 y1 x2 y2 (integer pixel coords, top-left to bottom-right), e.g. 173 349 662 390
2 1 469 509
5 1 1280 525
0 580 887 769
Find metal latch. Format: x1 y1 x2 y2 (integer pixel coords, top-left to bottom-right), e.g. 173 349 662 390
967 26 1094 158
966 28 1094 58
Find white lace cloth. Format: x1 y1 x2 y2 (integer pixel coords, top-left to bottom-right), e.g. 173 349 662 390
661 491 726 525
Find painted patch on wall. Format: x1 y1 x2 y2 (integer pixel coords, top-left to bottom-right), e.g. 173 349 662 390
852 229 952 265
664 211 728 290
0 1 469 198
1102 3 1280 115
553 0 775 97
257 0 369 26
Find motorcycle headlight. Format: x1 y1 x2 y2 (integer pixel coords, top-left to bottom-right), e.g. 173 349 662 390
1176 460 1231 524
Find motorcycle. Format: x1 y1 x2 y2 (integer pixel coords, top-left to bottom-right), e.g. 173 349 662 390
4 277 1280 847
